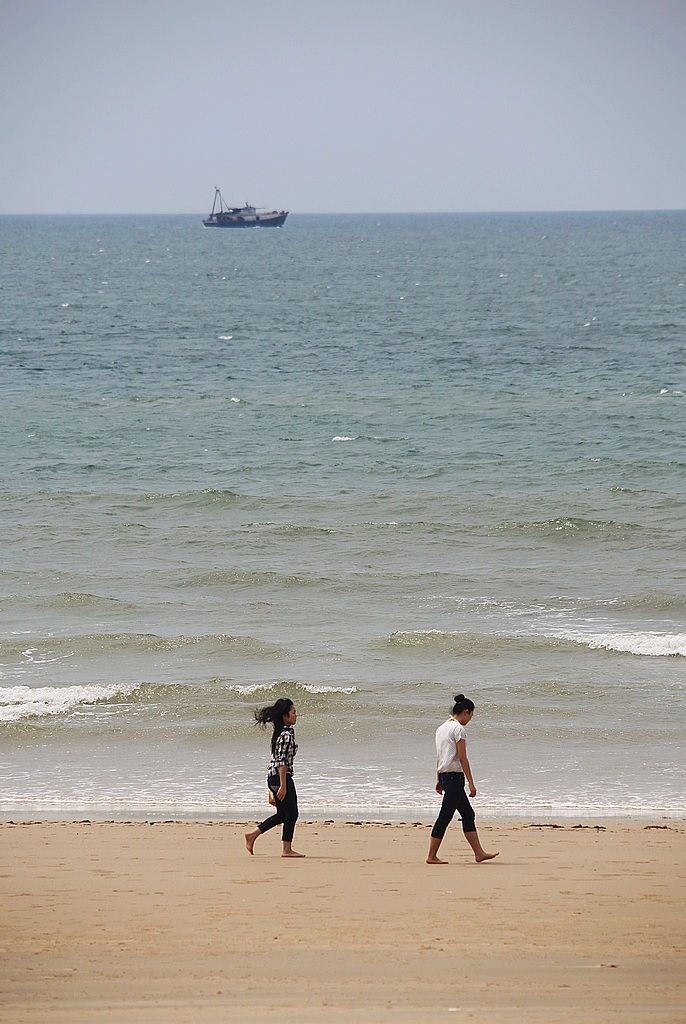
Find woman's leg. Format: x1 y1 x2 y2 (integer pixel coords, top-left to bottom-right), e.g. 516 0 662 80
426 834 447 864
463 829 498 862
245 779 284 854
453 787 498 863
427 775 459 864
280 777 304 858
246 778 305 857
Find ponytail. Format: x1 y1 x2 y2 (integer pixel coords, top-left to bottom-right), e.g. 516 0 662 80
452 693 475 715
254 697 294 754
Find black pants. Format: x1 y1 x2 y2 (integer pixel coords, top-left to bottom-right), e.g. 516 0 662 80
258 774 299 843
431 772 476 839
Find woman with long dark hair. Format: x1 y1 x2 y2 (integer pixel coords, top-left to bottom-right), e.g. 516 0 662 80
244 697 305 858
427 694 498 865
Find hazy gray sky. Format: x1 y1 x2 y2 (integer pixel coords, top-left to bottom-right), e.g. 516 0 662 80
1 0 684 214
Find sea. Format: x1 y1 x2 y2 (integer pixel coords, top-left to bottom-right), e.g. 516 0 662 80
1 210 684 822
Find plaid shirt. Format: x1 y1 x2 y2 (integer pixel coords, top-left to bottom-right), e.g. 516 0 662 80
267 725 298 777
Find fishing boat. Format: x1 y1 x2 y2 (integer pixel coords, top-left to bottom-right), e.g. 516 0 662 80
202 187 288 228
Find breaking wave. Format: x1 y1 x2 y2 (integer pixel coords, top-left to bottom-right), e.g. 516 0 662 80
0 678 360 726
388 629 685 657
0 682 143 723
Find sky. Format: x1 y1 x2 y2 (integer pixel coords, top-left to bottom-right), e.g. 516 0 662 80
1 0 684 214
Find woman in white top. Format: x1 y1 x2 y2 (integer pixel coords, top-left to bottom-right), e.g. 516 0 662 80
427 694 498 864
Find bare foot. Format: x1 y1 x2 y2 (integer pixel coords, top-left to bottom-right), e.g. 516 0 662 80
282 849 306 858
426 857 449 865
245 831 257 855
475 851 499 863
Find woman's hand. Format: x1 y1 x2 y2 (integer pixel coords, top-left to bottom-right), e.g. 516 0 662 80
457 739 477 799
276 766 288 802
435 778 443 795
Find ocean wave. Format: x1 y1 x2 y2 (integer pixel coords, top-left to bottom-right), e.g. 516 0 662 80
0 677 362 727
414 591 686 617
0 682 142 723
387 630 571 653
0 632 286 660
141 488 244 509
219 682 358 696
388 629 685 657
241 523 336 536
32 592 136 611
0 487 253 516
560 631 686 658
179 570 333 589
586 592 686 613
493 517 644 538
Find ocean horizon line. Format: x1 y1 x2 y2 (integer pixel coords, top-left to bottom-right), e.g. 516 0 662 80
1 207 684 218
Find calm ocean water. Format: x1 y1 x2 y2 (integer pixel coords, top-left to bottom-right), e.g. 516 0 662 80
1 211 684 820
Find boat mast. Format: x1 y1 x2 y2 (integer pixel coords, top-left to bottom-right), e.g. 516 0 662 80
210 187 222 218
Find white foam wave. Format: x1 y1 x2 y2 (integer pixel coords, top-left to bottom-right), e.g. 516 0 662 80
300 684 358 694
1 792 680 819
0 683 140 723
552 630 686 657
332 436 357 442
225 683 358 696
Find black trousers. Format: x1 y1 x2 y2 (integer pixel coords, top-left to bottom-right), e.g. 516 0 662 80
431 771 476 839
258 774 299 843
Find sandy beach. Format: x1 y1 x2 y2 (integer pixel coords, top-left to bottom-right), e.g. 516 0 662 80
1 819 683 1023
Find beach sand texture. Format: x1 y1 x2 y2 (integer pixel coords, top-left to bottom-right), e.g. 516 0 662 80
1 820 684 1023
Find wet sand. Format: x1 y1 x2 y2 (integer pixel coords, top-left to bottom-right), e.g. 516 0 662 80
1 819 684 1023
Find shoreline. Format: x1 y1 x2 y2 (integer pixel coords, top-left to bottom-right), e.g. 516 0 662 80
3 819 684 1023
2 814 685 826
1 805 684 824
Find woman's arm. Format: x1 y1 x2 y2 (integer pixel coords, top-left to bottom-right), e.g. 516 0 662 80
276 764 287 801
457 738 476 797
273 729 293 800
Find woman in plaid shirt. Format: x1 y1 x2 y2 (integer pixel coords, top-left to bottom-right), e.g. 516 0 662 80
244 697 305 858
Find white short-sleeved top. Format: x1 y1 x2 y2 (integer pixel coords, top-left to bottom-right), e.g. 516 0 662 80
435 718 466 773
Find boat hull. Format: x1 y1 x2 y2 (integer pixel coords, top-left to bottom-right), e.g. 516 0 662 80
203 211 288 228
